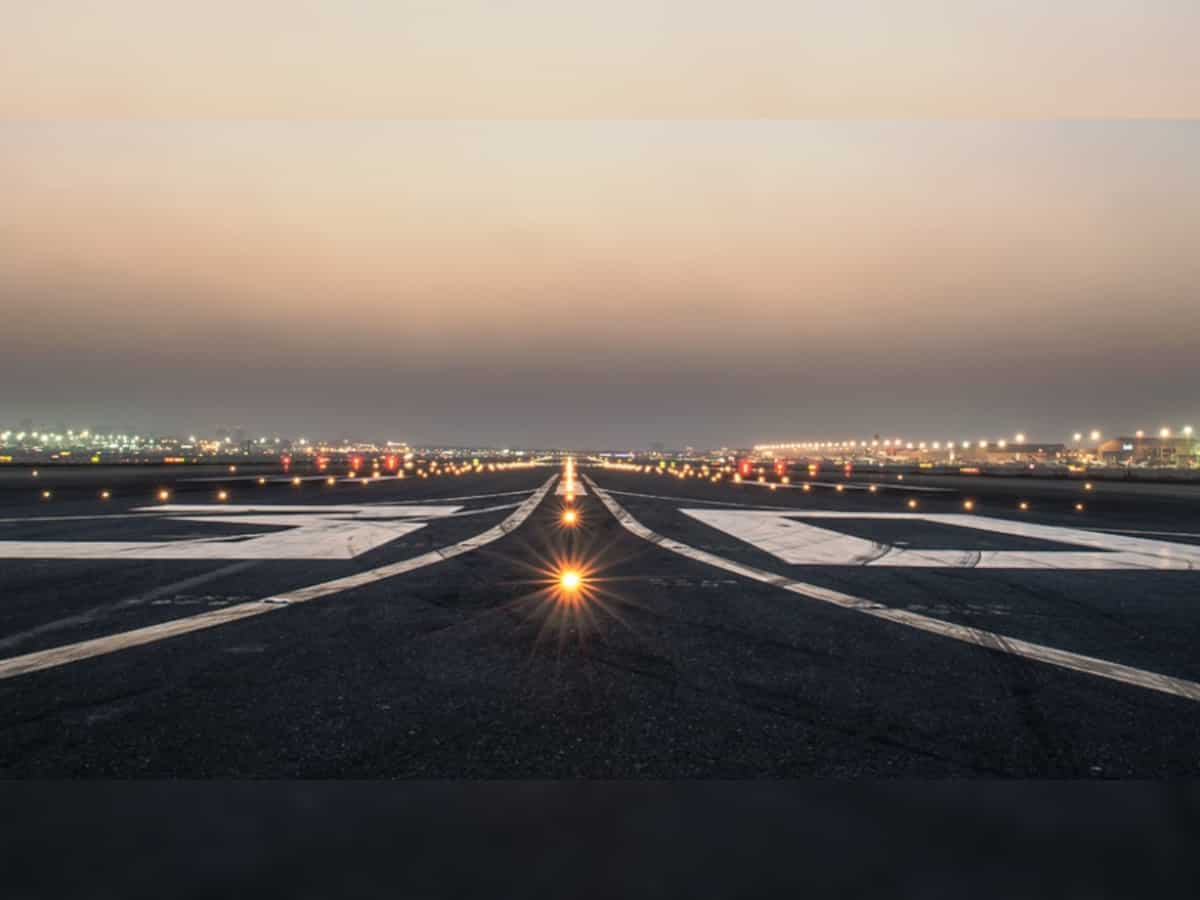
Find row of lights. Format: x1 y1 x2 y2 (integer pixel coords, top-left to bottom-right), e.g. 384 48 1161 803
759 426 1195 454
602 461 1096 514
36 457 528 502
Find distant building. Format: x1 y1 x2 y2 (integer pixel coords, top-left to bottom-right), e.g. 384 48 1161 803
1098 436 1200 467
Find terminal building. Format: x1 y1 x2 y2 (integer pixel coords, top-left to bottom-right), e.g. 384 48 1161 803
1097 436 1200 467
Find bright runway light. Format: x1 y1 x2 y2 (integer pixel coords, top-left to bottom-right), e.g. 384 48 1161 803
562 509 578 526
217 490 229 502
326 476 336 485
1019 501 1030 511
963 500 975 511
292 476 301 486
100 490 111 500
559 570 582 592
907 499 918 509
257 477 267 486
157 489 170 502
1075 503 1085 512
41 490 51 500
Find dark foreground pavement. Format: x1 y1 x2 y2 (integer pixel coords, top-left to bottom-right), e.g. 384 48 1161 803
1 463 1198 776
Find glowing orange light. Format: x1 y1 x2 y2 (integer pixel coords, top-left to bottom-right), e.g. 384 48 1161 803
100 490 111 500
158 489 170 502
560 570 582 592
1019 501 1030 511
907 499 918 509
963 500 974 511
562 509 578 526
217 490 229 502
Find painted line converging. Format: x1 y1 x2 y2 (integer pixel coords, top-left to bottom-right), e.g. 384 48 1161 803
583 475 1200 704
0 476 558 681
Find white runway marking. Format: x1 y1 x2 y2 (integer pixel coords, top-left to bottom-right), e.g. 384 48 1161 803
0 504 466 560
681 509 1200 569
0 476 558 681
388 489 536 504
556 478 587 496
741 479 952 494
597 488 801 509
584 476 1200 703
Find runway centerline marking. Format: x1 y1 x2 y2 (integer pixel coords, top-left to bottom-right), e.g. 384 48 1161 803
0 476 558 681
681 509 1200 569
583 475 1200 703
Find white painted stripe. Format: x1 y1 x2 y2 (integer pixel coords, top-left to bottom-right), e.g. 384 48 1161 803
741 479 952 494
1097 529 1200 538
387 489 536 504
0 475 558 681
595 487 800 509
583 475 1200 704
681 509 1200 570
556 479 587 496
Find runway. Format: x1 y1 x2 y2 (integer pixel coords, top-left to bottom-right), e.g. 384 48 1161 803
1 460 1198 776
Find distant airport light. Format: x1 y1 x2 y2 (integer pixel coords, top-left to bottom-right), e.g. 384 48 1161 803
41 490 51 500
1184 426 1194 437
835 484 844 492
157 489 170 502
257 477 267 485
100 490 111 500
1084 482 1094 491
1160 427 1171 438
963 500 975 511
292 476 302 486
802 484 811 492
907 499 918 509
1015 433 1026 443
217 490 229 502
327 476 336 486
1089 430 1101 441
1019 501 1030 511
868 485 878 493
1075 503 1085 512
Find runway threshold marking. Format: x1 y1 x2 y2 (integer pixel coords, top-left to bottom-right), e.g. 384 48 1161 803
681 509 1200 569
583 475 1200 704
0 476 558 681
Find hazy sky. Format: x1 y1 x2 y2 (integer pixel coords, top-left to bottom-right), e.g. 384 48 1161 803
1 5 1198 447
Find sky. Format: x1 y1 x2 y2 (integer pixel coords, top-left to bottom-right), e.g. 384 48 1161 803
1 4 1198 448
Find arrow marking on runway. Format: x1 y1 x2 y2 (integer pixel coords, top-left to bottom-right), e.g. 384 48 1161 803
681 509 1200 569
584 475 1200 703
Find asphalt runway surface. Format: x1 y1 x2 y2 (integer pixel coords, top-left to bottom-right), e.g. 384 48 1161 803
1 461 1198 776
